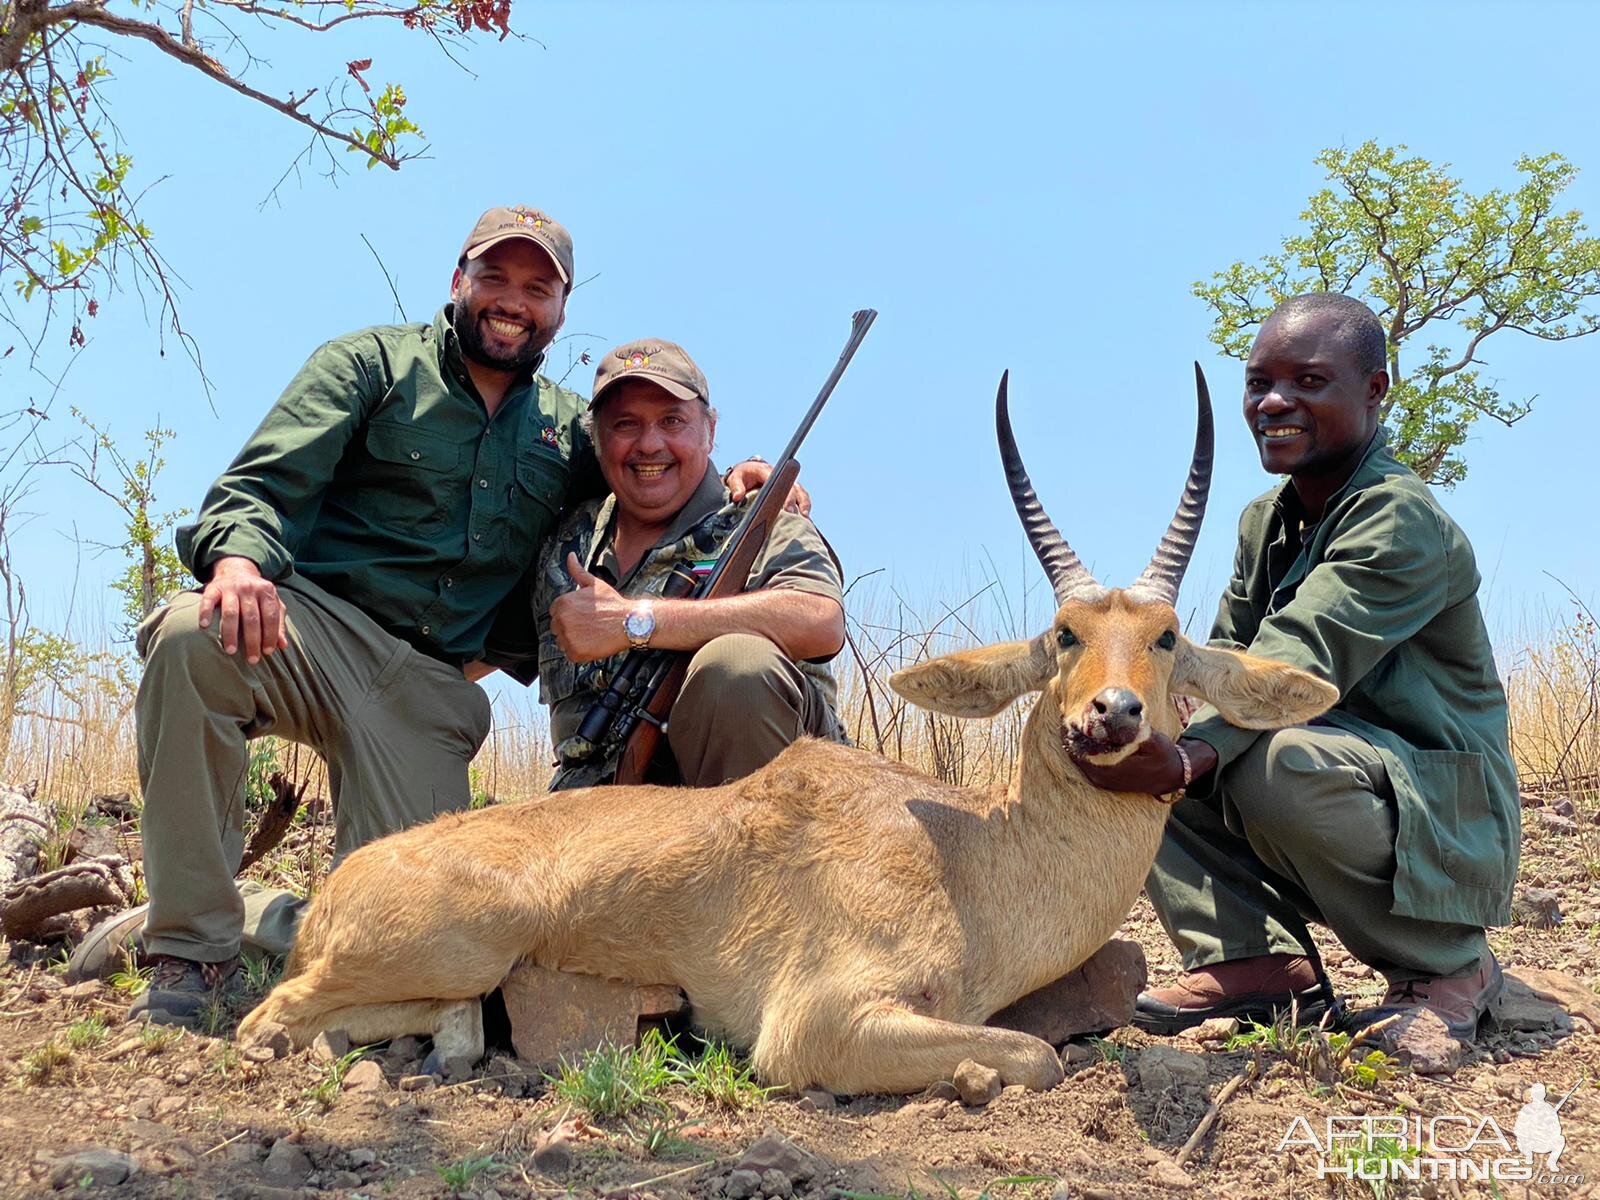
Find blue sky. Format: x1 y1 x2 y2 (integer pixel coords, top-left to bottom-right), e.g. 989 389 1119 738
7 0 1599 663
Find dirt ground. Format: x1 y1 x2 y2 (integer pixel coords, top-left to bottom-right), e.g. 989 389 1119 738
4 794 1600 1200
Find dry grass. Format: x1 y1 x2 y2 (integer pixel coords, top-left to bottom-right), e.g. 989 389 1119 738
3 582 1596 899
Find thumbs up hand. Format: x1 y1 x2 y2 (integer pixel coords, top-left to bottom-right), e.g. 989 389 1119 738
550 552 633 662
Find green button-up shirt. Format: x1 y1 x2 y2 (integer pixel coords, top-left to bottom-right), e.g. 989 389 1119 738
1183 428 1518 927
176 307 598 664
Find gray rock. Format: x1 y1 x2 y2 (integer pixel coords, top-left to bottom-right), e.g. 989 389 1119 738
1137 1046 1209 1093
1062 1042 1094 1065
988 939 1147 1041
735 1132 812 1184
760 1168 794 1198
1538 811 1578 836
330 1171 362 1188
311 1030 351 1063
797 1088 837 1112
341 1060 386 1093
726 1169 763 1199
48 1148 134 1189
952 1059 1002 1106
1512 887 1564 929
398 1074 437 1092
531 1134 572 1176
260 1139 313 1186
346 1148 378 1168
1379 1010 1464 1076
1495 976 1575 1033
1550 797 1576 817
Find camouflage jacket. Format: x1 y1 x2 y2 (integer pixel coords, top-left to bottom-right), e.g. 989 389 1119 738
533 462 845 789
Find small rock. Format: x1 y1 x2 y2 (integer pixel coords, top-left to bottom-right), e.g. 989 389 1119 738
1148 1159 1196 1190
1494 1073 1526 1100
260 1139 313 1186
1519 791 1544 809
1181 1016 1239 1043
398 1074 437 1092
735 1132 812 1183
443 1055 476 1082
1378 1010 1464 1076
798 1088 836 1111
760 1168 794 1198
1049 1186 1073 1200
1494 976 1575 1034
311 1030 351 1063
952 1059 1003 1106
48 1148 134 1189
240 1044 278 1064
725 1169 763 1199
330 1171 362 1188
1137 1046 1209 1092
241 1020 293 1060
1538 811 1577 836
1550 797 1576 817
346 1148 378 1168
1512 887 1564 929
531 1132 572 1176
384 1035 423 1064
221 1141 261 1165
341 1060 386 1093
58 981 102 1002
1062 1042 1094 1065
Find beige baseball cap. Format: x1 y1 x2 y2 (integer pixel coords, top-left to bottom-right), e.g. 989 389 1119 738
460 206 573 284
591 339 710 408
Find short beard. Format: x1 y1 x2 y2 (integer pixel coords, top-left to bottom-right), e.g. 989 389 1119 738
451 302 546 374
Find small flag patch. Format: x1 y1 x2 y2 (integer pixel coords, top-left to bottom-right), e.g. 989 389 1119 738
690 559 717 578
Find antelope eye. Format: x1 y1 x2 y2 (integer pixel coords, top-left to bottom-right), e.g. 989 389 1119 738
1155 630 1177 651
1056 627 1078 649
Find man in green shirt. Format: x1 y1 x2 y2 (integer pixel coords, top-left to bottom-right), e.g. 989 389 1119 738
519 338 847 791
70 208 778 1025
1072 294 1517 1045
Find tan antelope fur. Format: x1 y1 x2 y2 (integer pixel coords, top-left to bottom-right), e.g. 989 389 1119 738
238 367 1337 1095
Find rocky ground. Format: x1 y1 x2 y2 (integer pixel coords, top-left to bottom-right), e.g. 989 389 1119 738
3 789 1600 1200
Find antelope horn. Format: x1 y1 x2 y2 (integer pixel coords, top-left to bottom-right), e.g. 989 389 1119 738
1130 363 1215 605
995 371 1098 604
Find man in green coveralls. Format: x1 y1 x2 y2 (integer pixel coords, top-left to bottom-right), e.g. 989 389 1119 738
70 209 781 1025
1073 293 1517 1042
508 337 847 791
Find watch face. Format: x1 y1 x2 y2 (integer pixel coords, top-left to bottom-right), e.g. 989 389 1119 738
625 609 655 639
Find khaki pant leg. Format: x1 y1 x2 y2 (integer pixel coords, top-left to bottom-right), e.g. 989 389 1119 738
323 647 493 854
137 578 353 963
667 633 834 787
1223 725 1488 982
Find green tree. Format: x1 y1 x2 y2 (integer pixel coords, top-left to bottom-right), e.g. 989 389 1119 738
1 0 515 374
1195 142 1600 485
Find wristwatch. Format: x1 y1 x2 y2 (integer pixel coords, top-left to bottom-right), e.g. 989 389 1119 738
624 601 656 650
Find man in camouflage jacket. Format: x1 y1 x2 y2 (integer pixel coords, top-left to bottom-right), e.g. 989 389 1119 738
518 338 847 790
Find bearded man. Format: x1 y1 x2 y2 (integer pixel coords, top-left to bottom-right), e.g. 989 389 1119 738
71 209 780 1025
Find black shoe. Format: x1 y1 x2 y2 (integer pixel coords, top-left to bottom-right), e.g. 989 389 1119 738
126 955 238 1028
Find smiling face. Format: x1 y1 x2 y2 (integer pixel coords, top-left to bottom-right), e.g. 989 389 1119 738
592 379 715 525
1051 591 1184 762
449 239 566 376
1244 311 1388 514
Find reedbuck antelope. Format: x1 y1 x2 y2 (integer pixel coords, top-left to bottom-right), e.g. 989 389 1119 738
239 366 1336 1094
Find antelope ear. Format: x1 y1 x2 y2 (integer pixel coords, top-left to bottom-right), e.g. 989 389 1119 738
890 633 1055 718
1171 638 1338 729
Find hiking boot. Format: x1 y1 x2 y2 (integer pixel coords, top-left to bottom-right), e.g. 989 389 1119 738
1366 954 1504 1040
126 955 239 1028
1132 952 1338 1035
65 903 150 983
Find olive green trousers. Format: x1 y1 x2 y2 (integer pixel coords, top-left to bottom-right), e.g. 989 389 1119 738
136 574 492 964
1145 723 1489 984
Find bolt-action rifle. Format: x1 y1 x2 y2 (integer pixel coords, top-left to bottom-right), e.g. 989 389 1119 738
558 308 878 788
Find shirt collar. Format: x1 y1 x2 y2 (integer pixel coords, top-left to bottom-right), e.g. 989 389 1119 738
1271 424 1392 525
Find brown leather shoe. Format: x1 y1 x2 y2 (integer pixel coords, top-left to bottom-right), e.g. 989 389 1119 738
1367 955 1503 1040
1133 953 1337 1035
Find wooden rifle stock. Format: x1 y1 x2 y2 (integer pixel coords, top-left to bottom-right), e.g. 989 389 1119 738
613 458 802 785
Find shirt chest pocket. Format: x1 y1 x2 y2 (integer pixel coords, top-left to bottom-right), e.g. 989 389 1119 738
502 447 569 555
362 420 463 534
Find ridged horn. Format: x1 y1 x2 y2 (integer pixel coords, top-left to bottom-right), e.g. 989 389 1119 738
995 371 1098 604
1130 362 1215 604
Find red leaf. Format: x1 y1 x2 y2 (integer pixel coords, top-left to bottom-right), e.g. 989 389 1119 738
346 58 373 93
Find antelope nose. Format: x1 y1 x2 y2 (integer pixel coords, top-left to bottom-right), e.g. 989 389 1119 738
1090 688 1145 743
